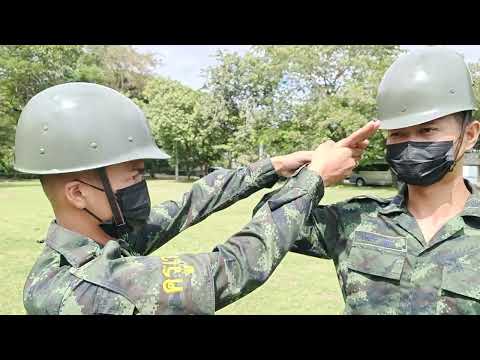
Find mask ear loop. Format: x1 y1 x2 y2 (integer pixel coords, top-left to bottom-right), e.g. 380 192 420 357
449 111 472 171
75 178 105 192
74 178 109 223
83 208 104 223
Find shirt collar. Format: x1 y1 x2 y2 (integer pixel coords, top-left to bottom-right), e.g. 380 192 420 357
45 221 101 268
460 180 480 218
378 183 408 216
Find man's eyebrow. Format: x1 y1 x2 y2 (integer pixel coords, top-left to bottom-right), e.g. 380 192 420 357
421 120 438 126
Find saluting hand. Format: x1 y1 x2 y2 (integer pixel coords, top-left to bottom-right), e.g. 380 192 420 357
308 120 380 186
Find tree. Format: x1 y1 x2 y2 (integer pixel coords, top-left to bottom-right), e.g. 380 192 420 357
468 62 480 149
203 49 286 164
85 46 159 99
0 45 89 175
0 46 85 113
142 78 230 178
0 45 159 175
470 62 480 120
203 45 402 165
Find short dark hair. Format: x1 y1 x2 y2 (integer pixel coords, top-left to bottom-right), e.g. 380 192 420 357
454 111 473 128
39 175 47 193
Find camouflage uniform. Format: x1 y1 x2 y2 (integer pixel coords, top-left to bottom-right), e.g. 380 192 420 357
24 159 324 315
256 179 480 315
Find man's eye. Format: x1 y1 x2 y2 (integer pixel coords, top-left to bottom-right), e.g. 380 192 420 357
390 132 400 137
134 170 145 181
421 128 437 133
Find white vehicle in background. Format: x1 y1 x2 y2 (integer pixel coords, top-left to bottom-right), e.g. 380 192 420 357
346 162 394 187
345 150 480 189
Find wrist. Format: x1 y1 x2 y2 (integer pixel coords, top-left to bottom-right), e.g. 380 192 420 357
307 164 330 186
270 156 284 176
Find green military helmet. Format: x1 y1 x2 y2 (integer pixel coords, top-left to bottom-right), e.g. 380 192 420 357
14 82 170 174
377 47 478 130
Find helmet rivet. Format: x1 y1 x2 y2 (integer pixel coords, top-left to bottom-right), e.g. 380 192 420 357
39 147 45 155
450 89 456 94
401 107 407 113
42 125 48 132
128 136 134 142
90 142 98 149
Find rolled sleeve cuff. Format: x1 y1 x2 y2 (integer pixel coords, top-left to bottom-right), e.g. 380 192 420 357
248 158 280 189
282 166 324 204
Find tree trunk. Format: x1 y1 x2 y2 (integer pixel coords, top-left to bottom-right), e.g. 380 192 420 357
259 142 264 159
175 143 179 181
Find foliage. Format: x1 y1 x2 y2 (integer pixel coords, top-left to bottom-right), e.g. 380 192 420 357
0 45 159 175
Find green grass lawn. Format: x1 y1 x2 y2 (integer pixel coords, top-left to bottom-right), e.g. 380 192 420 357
0 179 397 315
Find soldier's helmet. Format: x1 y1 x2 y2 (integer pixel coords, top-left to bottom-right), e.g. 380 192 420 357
14 82 170 175
377 47 477 130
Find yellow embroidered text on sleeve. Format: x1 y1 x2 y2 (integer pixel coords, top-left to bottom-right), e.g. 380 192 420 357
161 256 195 294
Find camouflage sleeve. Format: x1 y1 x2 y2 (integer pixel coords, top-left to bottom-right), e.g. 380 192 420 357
212 167 324 310
252 180 340 260
60 168 323 315
126 158 279 256
288 204 341 259
62 249 220 315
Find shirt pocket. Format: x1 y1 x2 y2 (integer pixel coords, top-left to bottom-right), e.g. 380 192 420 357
344 231 406 314
347 243 406 280
347 230 406 279
438 265 480 315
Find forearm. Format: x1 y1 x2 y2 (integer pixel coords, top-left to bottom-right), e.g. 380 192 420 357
212 168 324 310
252 176 334 260
129 158 279 255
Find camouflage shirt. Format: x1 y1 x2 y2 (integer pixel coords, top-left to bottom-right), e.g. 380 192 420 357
24 160 324 315
256 179 480 315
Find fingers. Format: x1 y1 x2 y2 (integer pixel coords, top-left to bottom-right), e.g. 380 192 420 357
340 121 379 147
346 158 359 171
355 139 369 150
339 148 361 168
314 140 334 152
297 151 313 162
337 120 380 148
334 146 362 158
351 148 363 158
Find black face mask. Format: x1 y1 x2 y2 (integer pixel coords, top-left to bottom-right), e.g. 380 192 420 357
79 178 151 238
386 141 456 186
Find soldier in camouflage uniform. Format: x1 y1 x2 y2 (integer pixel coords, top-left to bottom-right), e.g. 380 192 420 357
256 47 480 315
16 82 377 314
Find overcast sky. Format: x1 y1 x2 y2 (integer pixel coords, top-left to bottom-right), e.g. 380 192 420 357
134 45 480 90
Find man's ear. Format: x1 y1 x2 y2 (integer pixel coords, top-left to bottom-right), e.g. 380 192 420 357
464 120 480 151
64 181 88 210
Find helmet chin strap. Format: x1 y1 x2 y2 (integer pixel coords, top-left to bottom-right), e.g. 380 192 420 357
449 111 472 172
96 167 130 237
